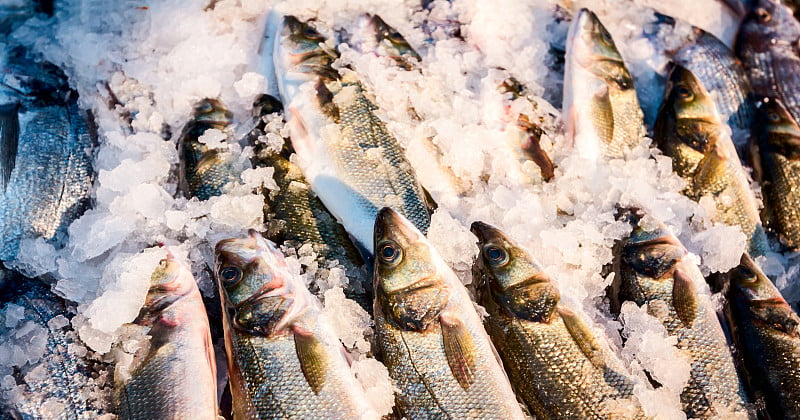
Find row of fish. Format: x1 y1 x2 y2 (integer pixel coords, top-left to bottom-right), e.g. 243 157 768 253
2 0 800 419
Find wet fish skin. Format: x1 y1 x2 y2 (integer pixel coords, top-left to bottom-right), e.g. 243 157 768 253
672 29 755 158
0 47 95 261
727 254 800 419
612 208 749 418
275 16 431 259
654 64 769 256
115 251 218 419
373 208 526 419
564 8 645 160
178 98 238 201
0 277 110 419
736 0 800 125
754 98 800 249
215 230 374 419
248 94 371 312
470 221 642 419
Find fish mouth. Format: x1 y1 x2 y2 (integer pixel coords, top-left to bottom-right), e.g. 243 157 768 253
381 274 442 297
470 221 507 245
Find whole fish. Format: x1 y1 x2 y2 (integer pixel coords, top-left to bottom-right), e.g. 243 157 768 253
726 254 800 418
0 277 111 419
214 230 375 419
248 94 371 311
563 8 646 160
115 251 218 419
611 208 749 418
274 16 431 259
372 208 526 419
470 221 642 419
754 97 800 249
736 0 800 125
672 28 755 158
654 64 769 256
178 98 239 201
0 46 95 261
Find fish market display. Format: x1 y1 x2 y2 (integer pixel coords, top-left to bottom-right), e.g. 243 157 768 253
754 97 800 249
726 254 800 418
214 230 375 419
654 64 769 256
0 46 95 261
612 208 749 418
115 251 218 419
274 16 431 258
471 221 642 419
373 208 525 419
737 0 800 125
564 8 646 160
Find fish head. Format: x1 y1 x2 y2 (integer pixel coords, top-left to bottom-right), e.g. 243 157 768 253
656 65 720 175
137 249 196 322
738 0 800 53
277 16 339 81
215 230 308 336
470 221 559 322
756 98 800 158
373 207 449 331
728 254 778 302
364 14 421 69
567 9 633 91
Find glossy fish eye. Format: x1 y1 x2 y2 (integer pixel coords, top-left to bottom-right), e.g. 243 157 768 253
219 266 243 285
378 242 402 265
755 8 771 23
767 110 781 123
302 25 321 39
484 245 509 266
736 266 758 284
676 84 693 101
599 27 613 46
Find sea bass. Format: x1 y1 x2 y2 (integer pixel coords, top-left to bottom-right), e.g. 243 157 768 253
215 230 375 419
612 208 749 418
736 0 800 125
754 97 800 249
471 221 642 419
726 254 800 418
654 65 769 256
0 46 95 261
373 208 525 419
0 277 111 419
248 94 371 311
672 28 755 158
274 16 431 258
178 98 239 201
115 251 218 419
564 8 646 160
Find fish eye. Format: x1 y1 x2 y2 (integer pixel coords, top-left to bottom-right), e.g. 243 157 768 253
736 266 758 284
378 242 403 265
599 27 613 46
219 266 243 286
767 110 781 123
755 7 771 23
303 25 321 39
158 258 168 268
675 84 693 101
483 245 509 267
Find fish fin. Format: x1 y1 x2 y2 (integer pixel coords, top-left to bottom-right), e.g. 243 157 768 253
558 306 606 370
0 103 19 193
672 268 698 328
293 327 329 394
439 313 476 390
422 185 438 213
693 145 728 195
590 88 614 146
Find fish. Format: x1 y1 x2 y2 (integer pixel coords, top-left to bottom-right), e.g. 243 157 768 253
0 46 95 261
611 208 749 418
736 0 800 125
726 253 800 418
178 98 239 201
214 230 375 419
671 28 755 159
753 97 800 249
0 277 111 419
654 64 769 256
354 14 421 70
115 250 218 419
248 94 372 312
274 16 431 259
470 221 642 419
563 8 646 160
372 207 526 419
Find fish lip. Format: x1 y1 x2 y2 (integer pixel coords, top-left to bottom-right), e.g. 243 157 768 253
470 220 499 243
381 274 441 297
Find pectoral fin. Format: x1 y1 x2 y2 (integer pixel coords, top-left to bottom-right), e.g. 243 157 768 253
672 268 698 328
558 306 606 370
440 314 476 390
294 327 329 394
